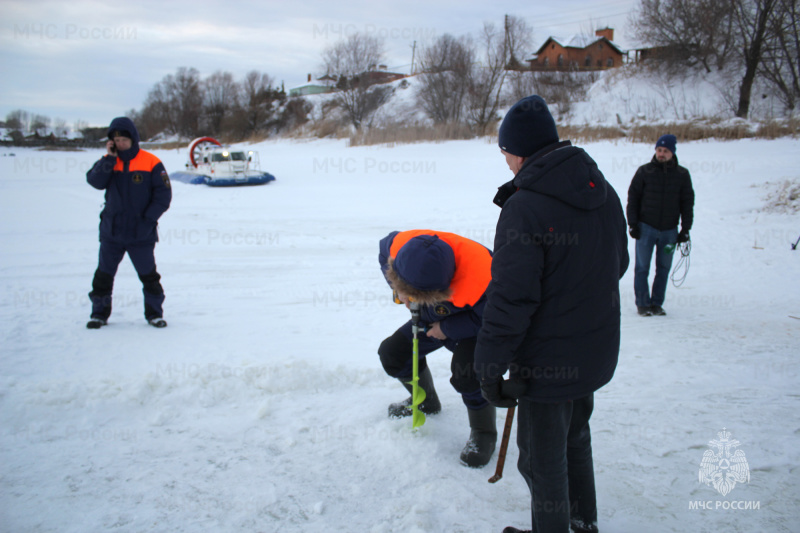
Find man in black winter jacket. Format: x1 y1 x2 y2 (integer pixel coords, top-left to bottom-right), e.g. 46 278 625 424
475 95 629 533
627 134 694 316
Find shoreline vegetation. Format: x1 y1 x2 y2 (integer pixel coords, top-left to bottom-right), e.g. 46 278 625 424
14 116 798 153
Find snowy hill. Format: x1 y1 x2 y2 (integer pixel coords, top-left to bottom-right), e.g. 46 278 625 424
292 64 794 141
568 65 792 126
1 137 798 532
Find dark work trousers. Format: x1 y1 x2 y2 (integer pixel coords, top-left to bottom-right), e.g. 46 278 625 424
377 321 486 409
89 240 165 320
517 394 598 533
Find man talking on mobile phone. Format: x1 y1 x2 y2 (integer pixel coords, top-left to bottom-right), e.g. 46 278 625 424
85 117 172 329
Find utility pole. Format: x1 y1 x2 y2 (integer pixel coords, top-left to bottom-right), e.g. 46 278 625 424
410 40 416 74
504 14 517 70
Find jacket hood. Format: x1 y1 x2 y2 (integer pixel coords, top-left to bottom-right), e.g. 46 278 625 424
512 143 608 211
107 117 140 161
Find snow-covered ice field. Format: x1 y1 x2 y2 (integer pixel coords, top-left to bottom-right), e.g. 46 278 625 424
1 137 798 532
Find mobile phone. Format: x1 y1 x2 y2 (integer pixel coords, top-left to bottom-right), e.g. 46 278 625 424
108 140 117 155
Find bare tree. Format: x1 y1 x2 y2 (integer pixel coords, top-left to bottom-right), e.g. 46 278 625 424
73 119 88 135
5 109 28 131
758 0 800 111
416 15 531 134
732 0 779 117
240 70 278 134
31 114 50 136
506 70 539 103
203 70 239 136
141 67 203 138
321 33 392 129
141 83 175 137
504 14 534 70
53 118 69 137
465 15 533 134
138 68 286 140
519 70 598 118
171 67 203 137
416 34 474 124
631 0 785 118
630 0 735 73
466 21 510 135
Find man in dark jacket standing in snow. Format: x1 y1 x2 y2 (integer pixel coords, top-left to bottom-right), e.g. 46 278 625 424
86 117 172 329
475 96 629 533
627 134 694 316
378 230 497 467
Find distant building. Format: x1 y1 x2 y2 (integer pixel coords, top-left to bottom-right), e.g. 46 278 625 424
288 74 337 97
288 69 405 97
527 28 624 71
629 45 686 63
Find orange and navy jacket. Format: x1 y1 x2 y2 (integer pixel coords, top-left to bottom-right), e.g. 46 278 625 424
379 230 493 342
87 117 171 244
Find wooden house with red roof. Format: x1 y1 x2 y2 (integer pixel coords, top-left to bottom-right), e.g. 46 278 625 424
527 28 624 71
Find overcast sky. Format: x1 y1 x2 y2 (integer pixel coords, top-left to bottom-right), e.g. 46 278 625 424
1 0 640 127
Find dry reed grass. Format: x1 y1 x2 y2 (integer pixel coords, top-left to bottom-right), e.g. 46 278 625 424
141 118 799 149
343 117 799 147
348 122 478 147
564 118 800 145
36 146 85 152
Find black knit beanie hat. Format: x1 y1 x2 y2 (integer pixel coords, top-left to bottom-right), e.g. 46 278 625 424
498 95 559 158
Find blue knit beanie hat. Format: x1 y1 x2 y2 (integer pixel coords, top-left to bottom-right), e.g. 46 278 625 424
498 95 559 157
656 134 677 154
393 235 455 291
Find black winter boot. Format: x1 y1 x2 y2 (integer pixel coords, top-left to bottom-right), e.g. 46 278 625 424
570 519 599 532
460 404 497 467
86 317 107 329
387 366 441 418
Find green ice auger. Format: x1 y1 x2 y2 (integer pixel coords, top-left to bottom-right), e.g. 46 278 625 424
409 301 426 429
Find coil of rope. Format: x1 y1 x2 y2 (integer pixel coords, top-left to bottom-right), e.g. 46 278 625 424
671 239 691 287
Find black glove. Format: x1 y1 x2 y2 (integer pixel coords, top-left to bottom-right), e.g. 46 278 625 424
629 225 641 239
677 229 690 243
480 378 523 408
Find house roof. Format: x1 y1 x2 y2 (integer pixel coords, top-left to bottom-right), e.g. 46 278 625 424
531 34 624 58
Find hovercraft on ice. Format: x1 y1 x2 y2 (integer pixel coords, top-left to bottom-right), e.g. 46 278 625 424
170 136 276 187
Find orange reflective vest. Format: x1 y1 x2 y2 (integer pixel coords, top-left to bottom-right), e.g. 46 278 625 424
389 229 492 308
